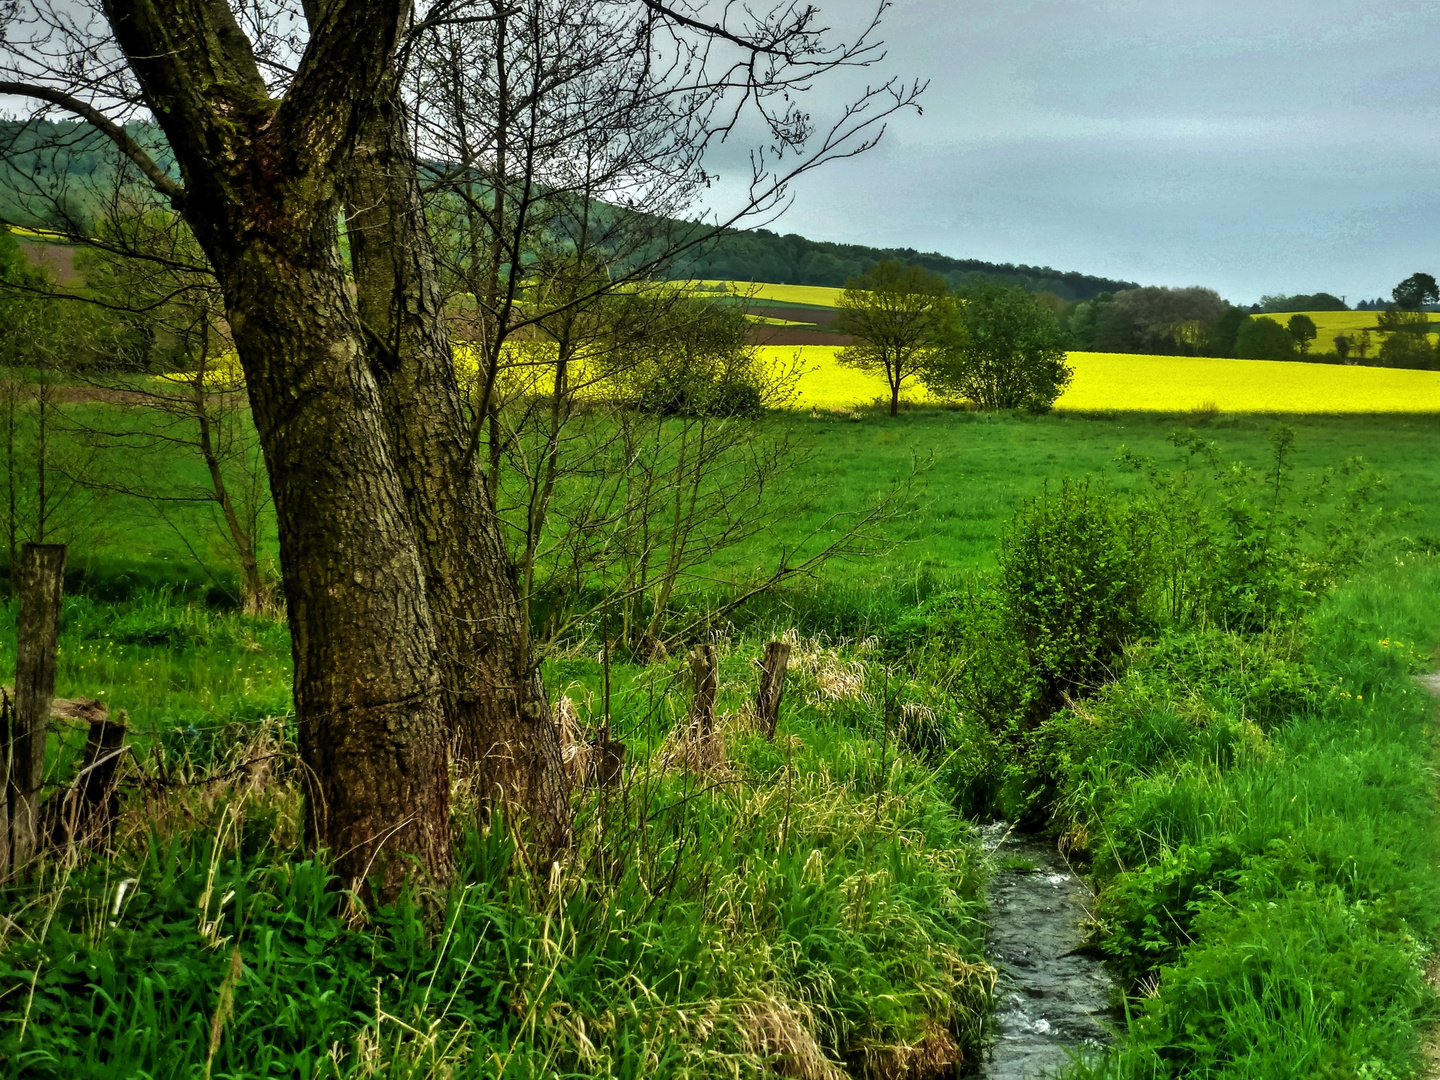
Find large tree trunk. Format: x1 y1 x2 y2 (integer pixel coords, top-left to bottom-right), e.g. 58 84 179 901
106 0 455 894
346 91 571 850
224 246 454 894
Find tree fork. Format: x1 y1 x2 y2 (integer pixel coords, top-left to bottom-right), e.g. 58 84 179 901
101 0 456 894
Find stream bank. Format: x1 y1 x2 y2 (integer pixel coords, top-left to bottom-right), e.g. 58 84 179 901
976 826 1113 1079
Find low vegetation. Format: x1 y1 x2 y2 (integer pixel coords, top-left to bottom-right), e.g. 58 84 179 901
3 403 1439 1077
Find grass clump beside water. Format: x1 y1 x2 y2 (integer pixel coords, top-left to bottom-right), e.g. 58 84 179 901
0 631 994 1080
1058 560 1440 1078
878 424 1440 1075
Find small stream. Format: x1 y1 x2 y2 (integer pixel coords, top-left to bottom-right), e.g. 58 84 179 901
975 825 1114 1079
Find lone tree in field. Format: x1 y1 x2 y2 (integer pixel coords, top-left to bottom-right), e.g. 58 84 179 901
1286 314 1318 356
1393 272 1439 311
926 282 1071 412
1236 316 1295 361
0 0 920 894
834 261 952 417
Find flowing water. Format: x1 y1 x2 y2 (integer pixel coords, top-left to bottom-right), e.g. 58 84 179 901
975 825 1114 1079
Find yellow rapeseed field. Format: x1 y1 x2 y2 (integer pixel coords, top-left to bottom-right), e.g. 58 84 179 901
765 345 1440 413
1265 310 1404 354
692 280 845 308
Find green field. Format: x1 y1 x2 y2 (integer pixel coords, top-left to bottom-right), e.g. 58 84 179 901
3 400 1440 1078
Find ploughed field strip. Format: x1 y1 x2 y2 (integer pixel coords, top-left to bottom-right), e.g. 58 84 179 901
979 826 1112 1079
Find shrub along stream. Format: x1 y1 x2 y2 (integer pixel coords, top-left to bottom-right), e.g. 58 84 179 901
885 427 1440 1077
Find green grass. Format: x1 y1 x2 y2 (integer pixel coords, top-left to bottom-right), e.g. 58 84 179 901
1059 559 1440 1078
2 404 1439 1077
711 410 1440 631
0 633 993 1079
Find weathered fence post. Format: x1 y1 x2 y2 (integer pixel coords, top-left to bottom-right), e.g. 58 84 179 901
757 641 792 741
10 543 66 870
55 700 127 850
0 690 11 874
689 644 719 741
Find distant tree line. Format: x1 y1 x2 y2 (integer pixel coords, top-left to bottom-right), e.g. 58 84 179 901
658 228 1139 301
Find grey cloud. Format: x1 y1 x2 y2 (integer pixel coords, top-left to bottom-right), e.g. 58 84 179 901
705 0 1440 301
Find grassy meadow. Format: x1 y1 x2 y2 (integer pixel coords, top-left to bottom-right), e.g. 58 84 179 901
4 347 1440 1077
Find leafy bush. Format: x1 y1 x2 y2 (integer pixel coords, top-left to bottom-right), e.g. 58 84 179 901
1235 315 1294 360
607 298 779 418
1376 328 1437 370
925 282 1073 412
998 480 1145 709
1122 427 1383 632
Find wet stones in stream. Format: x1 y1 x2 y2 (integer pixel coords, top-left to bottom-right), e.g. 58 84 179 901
976 825 1114 1079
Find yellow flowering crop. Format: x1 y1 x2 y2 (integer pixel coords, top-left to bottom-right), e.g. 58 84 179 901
1059 351 1440 413
759 345 1440 413
690 279 845 308
1274 309 1436 355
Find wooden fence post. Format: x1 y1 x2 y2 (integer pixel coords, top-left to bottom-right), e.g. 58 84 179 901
10 543 66 870
0 690 11 874
689 644 719 741
54 700 127 851
757 641 792 741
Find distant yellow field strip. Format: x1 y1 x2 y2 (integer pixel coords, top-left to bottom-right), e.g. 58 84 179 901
761 345 1440 413
1278 309 1440 354
693 280 844 308
746 314 815 327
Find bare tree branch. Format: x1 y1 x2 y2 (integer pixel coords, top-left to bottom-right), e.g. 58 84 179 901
0 80 185 205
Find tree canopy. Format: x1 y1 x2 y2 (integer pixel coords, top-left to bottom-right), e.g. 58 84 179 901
1286 314 1317 355
1089 286 1229 356
1236 316 1294 361
834 261 952 417
1392 273 1439 311
926 282 1072 412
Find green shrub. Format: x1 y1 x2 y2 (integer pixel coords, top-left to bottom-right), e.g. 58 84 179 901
1235 315 1295 360
1122 427 1384 632
1095 838 1246 984
998 480 1145 709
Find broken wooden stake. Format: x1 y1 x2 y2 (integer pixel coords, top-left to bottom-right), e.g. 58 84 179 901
52 702 127 851
9 542 65 872
757 640 792 741
689 644 719 740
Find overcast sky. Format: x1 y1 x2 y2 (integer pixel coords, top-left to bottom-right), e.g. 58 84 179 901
728 0 1440 304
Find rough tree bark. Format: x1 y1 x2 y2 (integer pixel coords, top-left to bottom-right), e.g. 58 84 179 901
10 542 65 871
102 0 453 892
346 87 571 849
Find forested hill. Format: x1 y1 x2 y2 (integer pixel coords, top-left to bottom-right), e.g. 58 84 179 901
661 228 1139 301
0 119 1135 301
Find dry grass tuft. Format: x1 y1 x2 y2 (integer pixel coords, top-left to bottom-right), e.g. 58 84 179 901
655 719 729 775
859 1021 964 1080
552 695 595 786
739 999 847 1080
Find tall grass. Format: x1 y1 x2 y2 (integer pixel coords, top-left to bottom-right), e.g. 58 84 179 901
0 628 993 1079
1063 558 1440 1078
